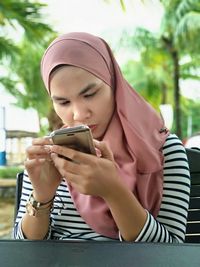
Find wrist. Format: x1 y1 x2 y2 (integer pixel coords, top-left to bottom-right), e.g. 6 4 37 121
26 191 54 217
33 191 55 205
103 180 127 203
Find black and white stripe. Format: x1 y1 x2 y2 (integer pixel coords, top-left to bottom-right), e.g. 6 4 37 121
13 134 190 242
135 135 190 242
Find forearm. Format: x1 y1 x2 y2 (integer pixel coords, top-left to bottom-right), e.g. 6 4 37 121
21 213 50 240
104 183 147 241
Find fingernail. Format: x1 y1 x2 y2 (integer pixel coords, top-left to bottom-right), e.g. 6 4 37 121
38 158 46 163
44 145 52 152
50 152 56 159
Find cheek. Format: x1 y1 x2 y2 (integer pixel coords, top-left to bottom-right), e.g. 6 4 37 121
53 105 71 122
102 93 115 115
94 94 115 122
53 104 61 117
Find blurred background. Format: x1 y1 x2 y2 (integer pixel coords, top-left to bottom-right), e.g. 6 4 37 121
0 0 200 238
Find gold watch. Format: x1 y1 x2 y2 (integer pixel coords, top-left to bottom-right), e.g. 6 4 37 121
26 191 54 217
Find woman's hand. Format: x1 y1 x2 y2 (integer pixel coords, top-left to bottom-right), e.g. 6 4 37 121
50 140 123 199
24 137 62 203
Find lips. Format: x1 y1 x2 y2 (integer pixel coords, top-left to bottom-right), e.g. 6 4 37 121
88 124 97 131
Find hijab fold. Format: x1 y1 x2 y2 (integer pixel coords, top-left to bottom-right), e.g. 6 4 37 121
41 32 169 239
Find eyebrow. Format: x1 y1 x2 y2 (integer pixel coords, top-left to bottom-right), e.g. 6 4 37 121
51 82 98 101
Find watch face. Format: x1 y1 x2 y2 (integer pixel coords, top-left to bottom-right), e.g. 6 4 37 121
30 195 40 208
26 202 36 216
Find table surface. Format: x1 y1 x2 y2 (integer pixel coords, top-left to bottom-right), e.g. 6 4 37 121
1 240 200 267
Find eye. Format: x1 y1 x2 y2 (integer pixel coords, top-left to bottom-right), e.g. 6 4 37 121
84 91 97 98
57 100 70 106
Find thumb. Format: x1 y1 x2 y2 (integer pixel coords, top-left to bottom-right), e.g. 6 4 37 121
93 140 114 161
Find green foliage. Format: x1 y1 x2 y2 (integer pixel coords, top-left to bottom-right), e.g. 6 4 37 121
0 36 19 60
117 0 200 138
122 60 162 110
161 0 200 54
10 38 52 113
181 99 200 138
0 0 52 44
180 56 200 80
0 0 58 132
1 0 199 137
187 101 200 134
176 11 200 53
0 166 23 179
120 28 174 109
1 35 57 133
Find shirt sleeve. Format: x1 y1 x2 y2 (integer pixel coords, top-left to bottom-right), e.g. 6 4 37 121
120 134 191 243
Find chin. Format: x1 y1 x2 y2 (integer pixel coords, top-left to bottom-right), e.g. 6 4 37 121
93 131 105 141
91 131 99 139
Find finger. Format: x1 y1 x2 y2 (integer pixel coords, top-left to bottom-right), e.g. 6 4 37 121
26 145 51 160
50 152 84 175
24 158 45 169
93 140 114 161
63 172 82 188
32 136 53 145
50 145 95 164
27 145 50 154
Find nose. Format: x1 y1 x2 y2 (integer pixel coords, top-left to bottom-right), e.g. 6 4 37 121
72 103 91 122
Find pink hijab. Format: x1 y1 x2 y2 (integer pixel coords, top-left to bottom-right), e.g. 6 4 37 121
41 32 169 239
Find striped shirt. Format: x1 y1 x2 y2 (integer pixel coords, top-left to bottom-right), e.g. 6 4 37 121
13 134 190 242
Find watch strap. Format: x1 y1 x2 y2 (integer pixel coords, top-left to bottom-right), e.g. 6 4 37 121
26 191 54 217
29 191 54 208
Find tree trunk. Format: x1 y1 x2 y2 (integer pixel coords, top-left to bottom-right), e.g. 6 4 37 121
172 50 182 138
162 36 182 138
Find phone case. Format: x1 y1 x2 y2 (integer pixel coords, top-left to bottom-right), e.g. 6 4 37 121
50 125 96 155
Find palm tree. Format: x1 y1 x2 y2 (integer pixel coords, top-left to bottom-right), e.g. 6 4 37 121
0 0 54 94
120 27 174 110
112 0 200 138
159 0 200 138
1 37 63 133
0 0 61 131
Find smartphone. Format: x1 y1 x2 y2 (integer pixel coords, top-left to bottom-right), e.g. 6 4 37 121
50 125 96 155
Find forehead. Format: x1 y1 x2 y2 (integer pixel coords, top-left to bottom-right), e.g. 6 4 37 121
50 65 102 97
50 65 101 85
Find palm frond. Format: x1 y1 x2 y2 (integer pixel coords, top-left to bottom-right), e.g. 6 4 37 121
0 36 19 60
176 0 200 20
0 77 24 100
0 0 54 43
120 0 126 12
175 11 200 52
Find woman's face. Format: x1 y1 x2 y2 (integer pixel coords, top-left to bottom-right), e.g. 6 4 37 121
50 66 115 139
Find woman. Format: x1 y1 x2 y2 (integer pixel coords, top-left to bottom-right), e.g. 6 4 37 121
14 32 190 242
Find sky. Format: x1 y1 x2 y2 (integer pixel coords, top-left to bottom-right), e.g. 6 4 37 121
0 0 200 132
41 0 164 35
